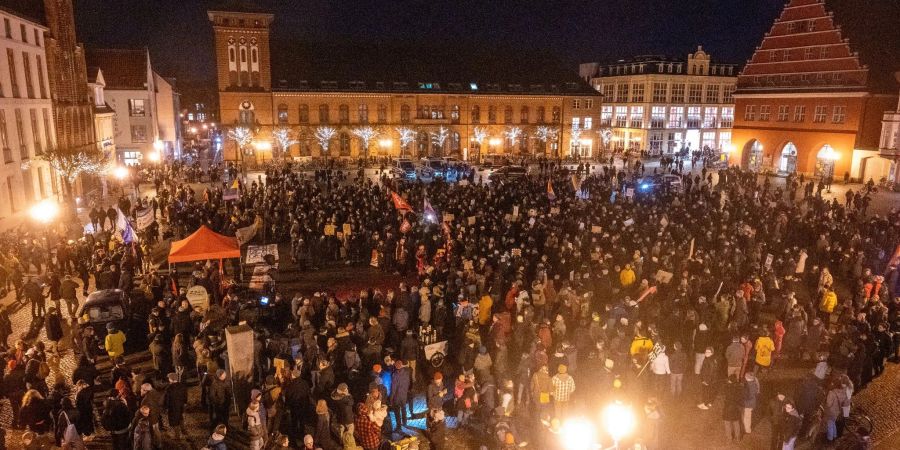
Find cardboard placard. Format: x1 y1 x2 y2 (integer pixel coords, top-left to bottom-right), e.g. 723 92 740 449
463 260 474 271
186 285 209 312
324 224 336 236
591 225 602 234
468 216 476 225
623 218 635 227
765 253 774 269
511 248 521 257
246 244 279 264
343 223 351 235
512 206 519 218
654 270 673 284
625 188 635 198
274 358 286 369
550 207 560 215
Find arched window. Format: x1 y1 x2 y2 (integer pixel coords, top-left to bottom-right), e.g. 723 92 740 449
451 105 460 123
400 105 410 123
552 107 561 123
504 106 513 124
339 132 351 156
299 104 309 124
251 48 258 64
358 104 368 124
450 132 461 155
815 144 838 179
377 104 387 123
488 106 497 124
520 106 529 124
318 104 329 124
238 109 255 125
229 48 235 62
240 47 246 63
779 142 797 173
277 104 288 125
339 104 349 124
417 131 429 157
471 105 481 123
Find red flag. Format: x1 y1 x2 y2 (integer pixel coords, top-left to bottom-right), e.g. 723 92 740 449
547 181 557 201
391 191 413 212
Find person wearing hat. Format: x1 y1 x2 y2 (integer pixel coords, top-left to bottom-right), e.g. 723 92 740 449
104 323 127 359
207 424 227 450
427 372 447 411
551 364 575 418
389 359 412 430
208 369 231 430
330 382 355 441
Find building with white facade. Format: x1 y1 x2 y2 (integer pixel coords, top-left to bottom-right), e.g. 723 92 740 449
87 67 116 161
84 48 182 165
878 74 900 184
580 47 738 156
0 6 57 220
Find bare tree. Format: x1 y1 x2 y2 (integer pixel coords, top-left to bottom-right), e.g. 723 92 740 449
272 127 297 160
352 126 379 161
535 126 559 157
315 126 337 162
431 126 449 156
227 126 254 154
396 127 415 158
28 146 108 209
504 126 523 147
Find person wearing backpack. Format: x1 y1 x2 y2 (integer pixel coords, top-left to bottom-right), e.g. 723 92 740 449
101 389 132 450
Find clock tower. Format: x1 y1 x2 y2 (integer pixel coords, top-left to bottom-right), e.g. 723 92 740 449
208 7 274 92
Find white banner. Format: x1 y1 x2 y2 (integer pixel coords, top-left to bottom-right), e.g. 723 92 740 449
236 224 258 246
245 244 279 265
136 207 154 230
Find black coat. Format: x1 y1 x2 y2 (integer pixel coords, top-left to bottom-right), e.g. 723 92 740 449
165 381 188 425
45 313 64 342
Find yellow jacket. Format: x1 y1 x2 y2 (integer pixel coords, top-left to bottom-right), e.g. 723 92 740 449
629 336 653 357
619 268 636 287
478 295 493 325
105 330 127 358
754 336 775 367
819 290 837 313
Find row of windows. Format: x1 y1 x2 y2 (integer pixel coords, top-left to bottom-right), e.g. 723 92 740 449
768 45 831 62
271 103 565 126
2 18 41 47
599 82 735 104
743 104 846 124
0 107 52 164
602 63 735 77
601 106 735 129
751 72 851 86
0 48 48 99
611 130 732 152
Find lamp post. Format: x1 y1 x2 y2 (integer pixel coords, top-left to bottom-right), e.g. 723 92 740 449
489 137 501 157
253 141 273 162
560 417 597 450
378 138 392 158
822 146 840 193
722 143 736 167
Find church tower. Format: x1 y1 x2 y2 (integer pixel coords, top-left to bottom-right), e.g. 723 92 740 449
208 7 274 92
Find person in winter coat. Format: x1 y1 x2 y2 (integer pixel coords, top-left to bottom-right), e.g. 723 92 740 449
164 372 188 438
389 360 412 430
669 342 688 397
754 331 776 372
131 405 154 450
742 372 760 434
246 400 266 450
104 323 126 359
697 347 718 410
171 334 189 382
823 381 843 442
725 336 744 377
44 307 64 355
330 383 355 440
819 287 837 323
20 389 52 434
314 400 337 450
207 425 228 450
209 370 232 429
73 380 95 437
530 365 553 417
101 390 132 450
781 401 802 450
723 375 743 441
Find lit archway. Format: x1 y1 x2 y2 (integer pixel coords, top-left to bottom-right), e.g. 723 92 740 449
779 142 798 174
742 139 764 172
815 145 838 179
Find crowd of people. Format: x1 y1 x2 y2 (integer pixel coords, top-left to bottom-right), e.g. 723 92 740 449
0 156 898 450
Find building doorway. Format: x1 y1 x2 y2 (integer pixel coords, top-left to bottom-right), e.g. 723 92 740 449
685 130 701 154
742 139 764 172
779 142 798 174
815 144 837 179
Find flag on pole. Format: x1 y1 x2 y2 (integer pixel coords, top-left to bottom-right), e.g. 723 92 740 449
121 220 136 244
547 181 556 201
423 197 439 222
391 191 413 212
223 179 240 200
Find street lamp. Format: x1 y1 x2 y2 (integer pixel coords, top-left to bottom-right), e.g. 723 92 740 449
602 403 636 449
489 137 501 154
560 417 596 450
253 141 273 161
113 166 129 180
29 199 59 224
722 143 736 166
378 138 392 156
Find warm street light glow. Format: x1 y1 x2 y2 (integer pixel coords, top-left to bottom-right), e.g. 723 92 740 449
147 151 161 162
113 166 129 180
29 199 59 223
253 141 273 151
190 126 198 133
489 138 502 147
821 145 840 161
153 140 164 151
378 138 392 148
723 144 736 154
202 124 209 130
579 138 593 146
602 403 636 443
560 417 596 450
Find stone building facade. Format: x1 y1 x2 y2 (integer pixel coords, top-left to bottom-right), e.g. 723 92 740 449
208 7 601 163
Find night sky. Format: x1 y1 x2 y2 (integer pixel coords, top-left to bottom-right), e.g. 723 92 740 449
72 0 784 87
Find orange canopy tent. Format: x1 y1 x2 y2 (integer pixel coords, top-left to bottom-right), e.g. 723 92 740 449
167 225 241 264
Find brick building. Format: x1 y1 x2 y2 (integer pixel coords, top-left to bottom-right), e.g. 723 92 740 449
732 0 900 180
208 5 600 163
42 0 97 158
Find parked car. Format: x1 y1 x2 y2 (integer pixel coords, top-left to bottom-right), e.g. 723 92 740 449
391 159 418 180
488 165 528 183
